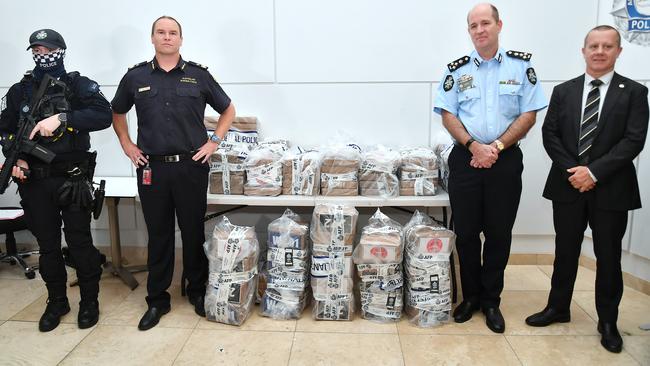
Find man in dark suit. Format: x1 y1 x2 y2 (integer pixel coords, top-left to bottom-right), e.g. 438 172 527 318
526 25 649 353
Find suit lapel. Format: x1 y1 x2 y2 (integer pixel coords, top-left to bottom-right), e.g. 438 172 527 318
570 75 585 144
592 72 624 142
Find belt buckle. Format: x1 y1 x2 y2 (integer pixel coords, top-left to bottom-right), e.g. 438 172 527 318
164 155 180 163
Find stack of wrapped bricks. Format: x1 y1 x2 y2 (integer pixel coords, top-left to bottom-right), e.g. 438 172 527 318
204 216 259 325
352 209 404 322
320 145 361 196
206 116 259 195
359 148 401 197
244 145 284 196
403 210 455 327
399 148 440 196
282 150 323 195
261 209 311 319
310 204 358 320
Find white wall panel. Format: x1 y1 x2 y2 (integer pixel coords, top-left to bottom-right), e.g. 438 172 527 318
0 0 275 86
216 83 432 148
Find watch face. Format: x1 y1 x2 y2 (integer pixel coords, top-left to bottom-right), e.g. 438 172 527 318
58 113 67 122
210 134 220 143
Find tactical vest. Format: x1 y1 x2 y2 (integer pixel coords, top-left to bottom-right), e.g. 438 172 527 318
19 71 89 155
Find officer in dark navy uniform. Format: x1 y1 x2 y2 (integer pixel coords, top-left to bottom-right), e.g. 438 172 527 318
111 15 235 331
0 29 112 332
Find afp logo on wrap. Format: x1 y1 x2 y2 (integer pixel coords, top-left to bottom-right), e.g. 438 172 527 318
611 0 650 46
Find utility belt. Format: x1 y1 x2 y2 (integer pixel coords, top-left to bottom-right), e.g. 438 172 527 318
146 152 196 163
29 159 91 180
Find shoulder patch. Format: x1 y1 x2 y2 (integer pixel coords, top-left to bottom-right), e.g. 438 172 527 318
506 50 532 61
443 75 455 92
447 56 470 72
128 61 148 70
187 61 208 70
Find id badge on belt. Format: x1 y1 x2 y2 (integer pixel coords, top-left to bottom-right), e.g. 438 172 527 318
142 162 152 185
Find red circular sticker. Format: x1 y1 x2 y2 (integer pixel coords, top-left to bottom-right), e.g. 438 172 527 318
370 247 388 258
427 239 443 253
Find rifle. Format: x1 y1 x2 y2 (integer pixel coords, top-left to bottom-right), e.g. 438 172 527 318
0 75 57 194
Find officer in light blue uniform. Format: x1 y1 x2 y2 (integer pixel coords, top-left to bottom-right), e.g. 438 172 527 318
434 48 547 143
432 3 547 334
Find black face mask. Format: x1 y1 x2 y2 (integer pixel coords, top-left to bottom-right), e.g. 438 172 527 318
32 49 65 71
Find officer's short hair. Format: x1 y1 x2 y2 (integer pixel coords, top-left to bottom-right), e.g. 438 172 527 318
467 3 500 24
584 25 621 48
151 15 183 37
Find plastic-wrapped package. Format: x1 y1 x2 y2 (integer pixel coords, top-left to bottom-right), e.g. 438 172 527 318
244 146 283 196
205 116 259 145
435 143 453 193
353 209 404 322
259 139 290 154
204 216 259 326
399 148 440 196
359 147 401 198
260 209 311 319
403 210 455 327
310 204 358 320
282 149 323 196
209 142 250 195
320 145 361 196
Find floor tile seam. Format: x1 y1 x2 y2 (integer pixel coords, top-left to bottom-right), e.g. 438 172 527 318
55 323 102 366
169 326 196 365
194 328 299 334
501 333 525 366
395 325 408 366
293 329 398 335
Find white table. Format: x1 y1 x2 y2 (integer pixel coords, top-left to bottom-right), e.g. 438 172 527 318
95 176 145 290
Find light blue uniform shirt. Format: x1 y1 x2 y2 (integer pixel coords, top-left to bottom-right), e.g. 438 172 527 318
434 48 548 144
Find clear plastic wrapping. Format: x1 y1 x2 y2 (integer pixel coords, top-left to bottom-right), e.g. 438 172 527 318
282 149 323 196
435 143 454 193
205 116 259 145
399 148 440 196
260 209 311 319
403 210 455 327
320 145 361 196
310 204 358 320
204 216 259 326
353 209 404 322
209 142 250 195
359 147 401 198
244 146 283 196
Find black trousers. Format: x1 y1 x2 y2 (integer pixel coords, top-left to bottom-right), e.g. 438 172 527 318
18 176 102 301
548 194 627 323
448 145 523 308
137 159 209 308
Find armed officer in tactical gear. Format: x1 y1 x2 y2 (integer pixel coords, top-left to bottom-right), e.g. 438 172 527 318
0 29 112 332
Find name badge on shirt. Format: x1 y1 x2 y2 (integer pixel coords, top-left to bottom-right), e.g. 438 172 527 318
499 79 521 85
458 74 474 92
138 86 151 93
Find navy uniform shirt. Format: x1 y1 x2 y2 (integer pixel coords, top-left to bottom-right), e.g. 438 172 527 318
0 70 112 160
434 48 547 144
111 57 231 155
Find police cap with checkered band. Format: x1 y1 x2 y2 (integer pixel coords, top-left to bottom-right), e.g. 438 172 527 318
26 29 66 50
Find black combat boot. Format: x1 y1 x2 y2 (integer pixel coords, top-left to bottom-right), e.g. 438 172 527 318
39 297 71 332
78 300 100 329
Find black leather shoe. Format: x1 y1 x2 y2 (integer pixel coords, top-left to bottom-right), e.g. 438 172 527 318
39 297 71 332
78 300 100 329
598 321 623 353
483 307 505 333
525 306 571 327
138 306 170 331
453 300 480 323
189 295 206 317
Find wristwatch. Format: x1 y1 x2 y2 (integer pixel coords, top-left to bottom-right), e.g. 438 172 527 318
465 137 476 149
494 139 504 152
209 133 222 143
57 113 68 124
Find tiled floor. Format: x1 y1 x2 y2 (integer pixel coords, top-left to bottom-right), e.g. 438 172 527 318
0 263 648 365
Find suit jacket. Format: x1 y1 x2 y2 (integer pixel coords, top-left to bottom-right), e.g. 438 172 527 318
542 72 649 211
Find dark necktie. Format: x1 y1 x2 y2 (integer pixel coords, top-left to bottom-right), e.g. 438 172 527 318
578 79 603 165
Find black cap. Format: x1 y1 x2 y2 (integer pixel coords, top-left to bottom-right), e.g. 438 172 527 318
26 29 66 50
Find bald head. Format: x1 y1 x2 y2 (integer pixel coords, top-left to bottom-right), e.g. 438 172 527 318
467 2 500 24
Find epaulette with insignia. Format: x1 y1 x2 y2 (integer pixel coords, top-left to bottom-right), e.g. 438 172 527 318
506 50 532 61
187 61 208 70
447 56 470 72
128 61 148 70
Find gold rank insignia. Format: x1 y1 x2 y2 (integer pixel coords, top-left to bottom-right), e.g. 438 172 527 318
506 50 532 61
447 56 470 72
128 61 148 70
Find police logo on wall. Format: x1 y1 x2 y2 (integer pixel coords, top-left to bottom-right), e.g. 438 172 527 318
36 30 48 40
611 0 650 46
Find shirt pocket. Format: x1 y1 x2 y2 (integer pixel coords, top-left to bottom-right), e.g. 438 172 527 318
133 87 158 111
176 87 201 98
498 84 522 119
458 87 480 109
